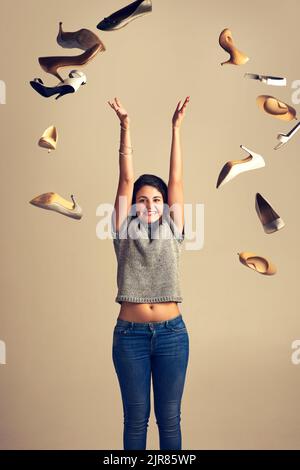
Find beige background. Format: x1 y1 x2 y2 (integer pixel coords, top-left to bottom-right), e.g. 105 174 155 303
1 0 300 449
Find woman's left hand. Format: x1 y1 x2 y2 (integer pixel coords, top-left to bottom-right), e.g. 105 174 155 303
172 96 190 128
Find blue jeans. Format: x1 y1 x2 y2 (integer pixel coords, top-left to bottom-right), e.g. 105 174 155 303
112 313 189 450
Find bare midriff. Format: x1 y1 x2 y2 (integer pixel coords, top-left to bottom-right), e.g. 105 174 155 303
117 301 181 323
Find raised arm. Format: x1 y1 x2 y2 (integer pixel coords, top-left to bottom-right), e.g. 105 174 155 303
168 96 190 234
108 97 134 232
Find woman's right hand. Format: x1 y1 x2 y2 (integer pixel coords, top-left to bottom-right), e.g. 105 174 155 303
107 97 130 128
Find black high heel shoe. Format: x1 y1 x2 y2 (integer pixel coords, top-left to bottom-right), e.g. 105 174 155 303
30 78 74 99
97 0 152 31
30 70 87 100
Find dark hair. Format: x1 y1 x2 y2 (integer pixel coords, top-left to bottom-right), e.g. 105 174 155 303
131 174 168 210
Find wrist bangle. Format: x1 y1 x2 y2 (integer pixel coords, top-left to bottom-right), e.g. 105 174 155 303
120 124 130 131
119 144 133 149
119 149 133 155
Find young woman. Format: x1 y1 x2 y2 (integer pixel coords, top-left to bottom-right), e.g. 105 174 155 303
108 96 190 450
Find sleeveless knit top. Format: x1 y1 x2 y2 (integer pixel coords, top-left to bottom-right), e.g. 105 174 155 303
111 209 184 304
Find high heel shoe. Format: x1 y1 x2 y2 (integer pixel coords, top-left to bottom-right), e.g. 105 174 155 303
255 193 285 234
274 121 300 150
244 73 286 87
219 28 249 66
38 42 102 82
30 77 73 99
38 125 58 152
30 70 87 100
57 22 104 50
29 192 83 220
256 95 297 121
216 145 265 188
238 251 277 275
97 0 152 31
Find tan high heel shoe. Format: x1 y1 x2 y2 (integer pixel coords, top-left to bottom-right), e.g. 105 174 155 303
238 251 277 275
38 125 58 152
256 95 297 121
29 192 82 219
38 42 103 82
219 28 249 66
57 22 104 50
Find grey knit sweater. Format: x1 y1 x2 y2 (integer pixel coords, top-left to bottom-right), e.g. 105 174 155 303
111 211 184 304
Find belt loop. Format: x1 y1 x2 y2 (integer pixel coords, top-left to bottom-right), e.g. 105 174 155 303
130 321 134 330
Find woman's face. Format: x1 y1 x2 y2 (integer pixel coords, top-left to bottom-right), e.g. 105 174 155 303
135 185 164 224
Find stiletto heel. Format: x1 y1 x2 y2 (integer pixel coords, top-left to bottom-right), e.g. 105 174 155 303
57 22 104 50
38 42 102 81
29 192 83 220
30 70 87 99
238 251 277 275
244 73 286 87
257 95 297 121
38 125 58 152
255 193 285 234
274 121 300 149
216 145 265 188
219 28 249 66
97 0 152 31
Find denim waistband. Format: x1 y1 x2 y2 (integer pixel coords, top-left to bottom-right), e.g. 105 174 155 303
115 313 183 329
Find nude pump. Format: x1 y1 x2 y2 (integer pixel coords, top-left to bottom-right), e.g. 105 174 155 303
38 42 102 82
38 125 58 152
238 252 277 275
29 192 83 220
57 22 103 50
256 95 297 121
219 28 249 66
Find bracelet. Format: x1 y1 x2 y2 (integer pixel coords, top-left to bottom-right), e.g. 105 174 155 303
119 144 133 149
120 124 130 131
119 150 133 156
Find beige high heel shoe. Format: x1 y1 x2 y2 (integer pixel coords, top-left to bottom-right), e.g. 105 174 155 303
38 125 58 152
29 192 82 219
256 95 297 121
38 42 103 82
219 28 249 66
57 22 104 50
238 252 277 275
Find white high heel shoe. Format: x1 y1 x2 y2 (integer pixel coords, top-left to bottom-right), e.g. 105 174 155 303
216 145 265 188
38 125 58 153
56 69 87 93
244 73 286 86
274 121 300 150
30 70 87 99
